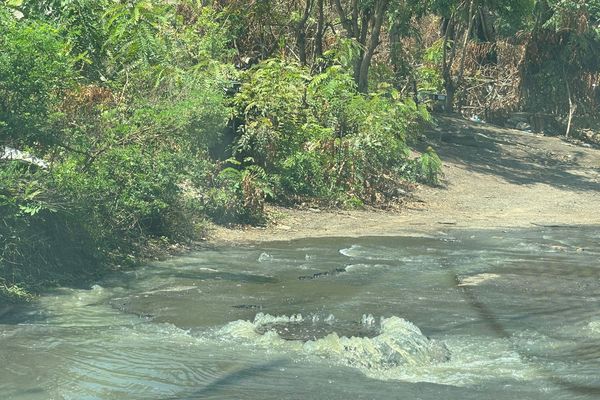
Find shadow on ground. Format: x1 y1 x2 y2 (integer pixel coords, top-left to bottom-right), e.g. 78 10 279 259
425 115 600 192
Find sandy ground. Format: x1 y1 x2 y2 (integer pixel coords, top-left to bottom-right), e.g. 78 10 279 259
208 115 600 244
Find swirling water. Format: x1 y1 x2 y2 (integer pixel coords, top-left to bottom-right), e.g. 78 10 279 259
1 227 599 399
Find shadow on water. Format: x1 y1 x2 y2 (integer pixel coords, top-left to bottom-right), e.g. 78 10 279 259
286 229 600 397
453 273 600 396
167 359 288 400
0 304 40 325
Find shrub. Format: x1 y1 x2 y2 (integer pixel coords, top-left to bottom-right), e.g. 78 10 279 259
0 1 238 300
280 150 327 197
202 164 273 224
406 146 443 186
233 59 310 167
52 145 185 258
0 162 99 301
232 58 432 205
0 8 75 148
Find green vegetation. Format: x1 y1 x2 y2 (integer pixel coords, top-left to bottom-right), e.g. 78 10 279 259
2 0 599 302
233 59 430 205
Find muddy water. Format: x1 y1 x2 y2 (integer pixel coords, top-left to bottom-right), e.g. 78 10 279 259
1 227 599 399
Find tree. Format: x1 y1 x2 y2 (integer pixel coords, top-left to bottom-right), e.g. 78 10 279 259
521 0 600 135
333 0 390 92
0 6 76 149
434 0 482 112
430 0 533 111
294 0 313 65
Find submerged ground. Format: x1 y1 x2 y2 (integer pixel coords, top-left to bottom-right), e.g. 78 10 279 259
211 115 600 243
2 228 599 399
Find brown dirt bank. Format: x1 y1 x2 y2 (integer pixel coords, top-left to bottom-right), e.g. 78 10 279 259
208 115 600 245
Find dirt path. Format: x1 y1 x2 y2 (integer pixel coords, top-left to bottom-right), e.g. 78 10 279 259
209 115 600 244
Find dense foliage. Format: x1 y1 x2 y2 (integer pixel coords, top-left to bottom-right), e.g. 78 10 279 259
1 1 237 300
2 0 598 302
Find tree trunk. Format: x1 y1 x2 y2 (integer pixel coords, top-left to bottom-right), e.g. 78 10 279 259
444 81 456 112
456 0 477 113
314 0 324 59
334 0 355 37
297 31 307 65
357 0 388 93
389 21 402 86
353 11 370 85
295 0 313 65
442 15 457 111
564 66 577 137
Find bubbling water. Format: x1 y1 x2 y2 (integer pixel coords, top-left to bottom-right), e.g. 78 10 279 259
216 313 450 375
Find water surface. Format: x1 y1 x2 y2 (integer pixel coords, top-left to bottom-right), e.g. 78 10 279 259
1 227 599 399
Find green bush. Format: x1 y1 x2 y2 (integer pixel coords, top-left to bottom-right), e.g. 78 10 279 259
0 2 248 301
0 7 75 148
202 164 273 225
232 58 431 205
406 146 443 186
233 59 310 167
0 162 100 301
307 65 357 136
52 145 185 257
280 151 327 197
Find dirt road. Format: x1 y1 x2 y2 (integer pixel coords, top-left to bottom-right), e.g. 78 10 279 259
209 115 600 244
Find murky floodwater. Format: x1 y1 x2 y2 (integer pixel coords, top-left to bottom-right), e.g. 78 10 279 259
1 227 599 399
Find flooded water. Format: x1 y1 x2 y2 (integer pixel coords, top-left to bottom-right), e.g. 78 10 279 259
1 227 599 399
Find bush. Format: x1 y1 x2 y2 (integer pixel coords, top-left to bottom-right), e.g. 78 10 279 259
0 7 75 148
52 144 187 258
0 162 100 301
232 58 432 205
233 59 310 167
0 1 241 300
280 150 327 197
202 164 273 225
405 147 443 186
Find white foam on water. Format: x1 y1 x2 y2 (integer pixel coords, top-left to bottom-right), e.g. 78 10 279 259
215 313 450 379
458 273 501 287
258 252 273 262
139 286 199 295
339 245 363 258
588 320 600 335
213 313 560 388
324 314 336 324
198 267 219 272
361 314 376 327
344 263 386 273
339 245 399 261
383 334 543 386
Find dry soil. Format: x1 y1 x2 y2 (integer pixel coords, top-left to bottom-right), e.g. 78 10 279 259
208 115 600 244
